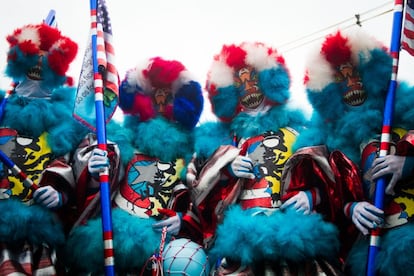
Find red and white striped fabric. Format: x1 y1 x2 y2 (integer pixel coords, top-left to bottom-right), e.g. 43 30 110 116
402 0 414 56
0 243 59 275
96 0 118 96
73 0 119 131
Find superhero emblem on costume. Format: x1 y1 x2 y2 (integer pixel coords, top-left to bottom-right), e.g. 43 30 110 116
240 128 297 208
115 154 184 219
0 129 52 202
234 66 263 110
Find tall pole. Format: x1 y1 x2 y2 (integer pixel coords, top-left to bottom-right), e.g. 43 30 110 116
366 1 405 275
89 0 115 275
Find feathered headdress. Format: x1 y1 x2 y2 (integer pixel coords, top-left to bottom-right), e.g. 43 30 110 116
119 57 204 130
5 23 78 87
304 30 391 121
205 41 291 122
293 29 394 162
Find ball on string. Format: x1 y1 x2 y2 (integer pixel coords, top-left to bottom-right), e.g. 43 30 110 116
162 238 210 276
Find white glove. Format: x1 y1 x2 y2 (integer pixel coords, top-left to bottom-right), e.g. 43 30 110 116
371 155 414 195
33 186 62 209
229 155 255 179
280 190 319 215
88 148 110 178
152 213 182 236
349 202 384 235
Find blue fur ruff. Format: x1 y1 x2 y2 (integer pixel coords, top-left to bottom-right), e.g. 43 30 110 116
1 87 88 156
0 199 64 246
194 121 233 159
124 116 194 163
64 208 164 274
231 105 307 139
346 223 414 276
209 205 339 265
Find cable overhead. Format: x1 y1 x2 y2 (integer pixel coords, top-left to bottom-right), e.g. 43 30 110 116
278 1 394 53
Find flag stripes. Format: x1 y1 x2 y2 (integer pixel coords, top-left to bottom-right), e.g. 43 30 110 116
73 0 119 131
402 0 414 55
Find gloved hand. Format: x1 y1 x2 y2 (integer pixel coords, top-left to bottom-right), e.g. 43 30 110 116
348 201 384 235
152 209 182 236
33 186 63 209
280 189 319 215
371 155 414 195
88 148 110 179
228 155 255 179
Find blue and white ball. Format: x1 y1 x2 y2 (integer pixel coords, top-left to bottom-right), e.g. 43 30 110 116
163 238 210 276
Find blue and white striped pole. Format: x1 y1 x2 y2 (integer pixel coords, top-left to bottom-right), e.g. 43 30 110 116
89 0 115 275
366 1 404 275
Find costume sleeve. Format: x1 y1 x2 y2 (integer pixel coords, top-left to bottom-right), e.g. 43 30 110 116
188 145 241 248
282 145 365 262
167 184 203 245
282 146 364 222
39 155 77 233
170 146 240 246
39 155 75 203
71 133 121 226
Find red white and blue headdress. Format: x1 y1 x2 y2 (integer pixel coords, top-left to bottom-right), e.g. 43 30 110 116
302 29 393 126
304 29 388 103
6 23 78 86
205 41 291 122
293 29 393 163
119 57 204 130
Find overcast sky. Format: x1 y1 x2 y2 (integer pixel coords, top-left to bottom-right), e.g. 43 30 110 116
1 0 412 121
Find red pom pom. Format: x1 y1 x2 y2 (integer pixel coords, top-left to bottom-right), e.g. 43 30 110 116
131 93 155 121
17 41 38 55
38 24 62 52
321 31 351 66
222 44 247 70
48 37 78 76
144 57 185 88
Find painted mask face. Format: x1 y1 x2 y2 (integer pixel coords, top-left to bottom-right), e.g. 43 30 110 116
335 62 366 106
234 65 264 111
152 87 173 115
26 50 47 81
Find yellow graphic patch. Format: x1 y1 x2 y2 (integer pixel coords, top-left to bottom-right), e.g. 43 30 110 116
9 132 52 201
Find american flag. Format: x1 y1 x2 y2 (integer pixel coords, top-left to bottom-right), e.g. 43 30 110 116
402 0 414 56
73 0 119 131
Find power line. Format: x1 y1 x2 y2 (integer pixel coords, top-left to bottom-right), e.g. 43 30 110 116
277 1 394 53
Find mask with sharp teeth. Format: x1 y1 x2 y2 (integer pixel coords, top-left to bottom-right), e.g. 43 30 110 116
206 41 291 122
235 65 265 111
334 62 366 106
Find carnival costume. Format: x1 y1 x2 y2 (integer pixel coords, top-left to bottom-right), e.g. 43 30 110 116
286 29 414 275
0 23 87 274
65 57 205 275
187 41 342 275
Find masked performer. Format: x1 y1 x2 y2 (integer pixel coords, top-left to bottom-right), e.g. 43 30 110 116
0 23 88 275
284 29 414 275
187 41 342 275
65 57 206 275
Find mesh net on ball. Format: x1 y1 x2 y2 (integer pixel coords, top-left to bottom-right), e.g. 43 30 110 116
162 238 210 276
